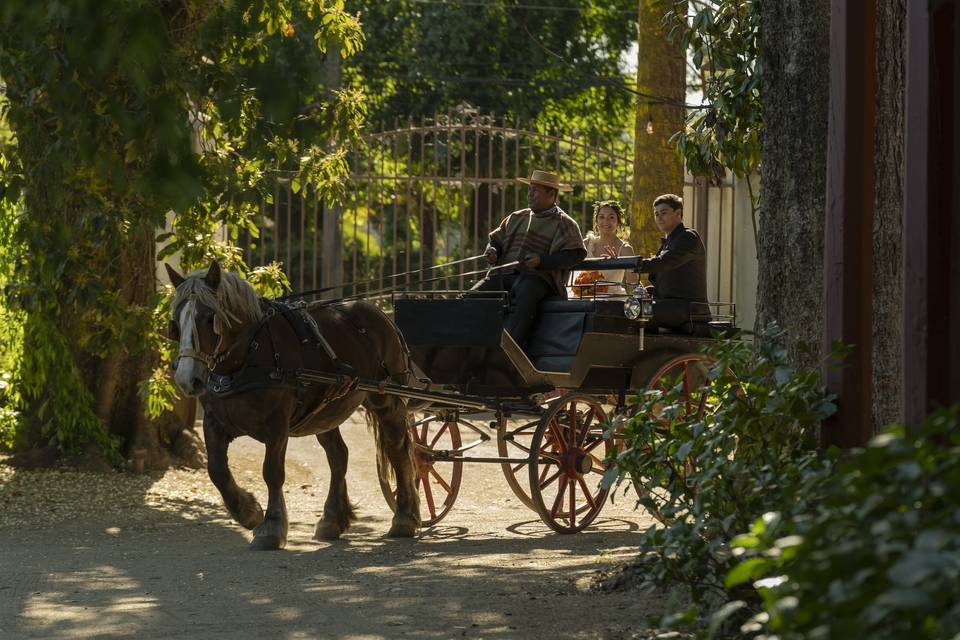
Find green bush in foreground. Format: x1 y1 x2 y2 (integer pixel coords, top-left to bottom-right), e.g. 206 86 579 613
728 407 960 639
607 325 836 608
608 326 960 639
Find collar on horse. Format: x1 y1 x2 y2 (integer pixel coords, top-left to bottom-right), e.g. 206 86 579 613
196 299 355 401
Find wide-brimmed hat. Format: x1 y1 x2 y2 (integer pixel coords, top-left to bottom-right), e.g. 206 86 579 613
516 169 573 192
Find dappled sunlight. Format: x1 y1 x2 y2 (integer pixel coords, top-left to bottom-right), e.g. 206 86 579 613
1 410 657 639
21 566 158 637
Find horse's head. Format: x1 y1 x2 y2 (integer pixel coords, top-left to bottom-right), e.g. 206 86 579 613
165 261 263 397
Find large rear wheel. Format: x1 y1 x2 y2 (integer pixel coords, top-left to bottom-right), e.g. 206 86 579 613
528 393 612 533
631 353 727 524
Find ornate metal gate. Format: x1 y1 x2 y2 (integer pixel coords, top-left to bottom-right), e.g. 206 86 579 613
242 112 634 299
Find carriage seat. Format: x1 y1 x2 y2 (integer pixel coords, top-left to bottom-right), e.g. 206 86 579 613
524 296 595 372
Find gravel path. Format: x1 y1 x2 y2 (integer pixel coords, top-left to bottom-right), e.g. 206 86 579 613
0 413 664 639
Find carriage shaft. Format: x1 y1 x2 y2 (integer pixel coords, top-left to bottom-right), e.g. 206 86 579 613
295 369 495 411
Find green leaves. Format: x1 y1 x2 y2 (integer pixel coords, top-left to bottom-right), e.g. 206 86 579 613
725 558 767 588
725 406 960 639
609 323 837 634
343 0 638 145
0 1 366 454
662 0 761 180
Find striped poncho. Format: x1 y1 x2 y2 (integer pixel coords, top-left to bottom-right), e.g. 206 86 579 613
486 205 585 296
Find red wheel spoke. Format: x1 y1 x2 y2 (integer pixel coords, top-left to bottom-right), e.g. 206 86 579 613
419 420 430 445
539 468 562 490
539 460 556 486
422 473 438 519
537 451 563 464
697 391 709 417
587 450 607 470
577 409 596 447
428 466 452 493
566 404 578 448
577 477 596 510
568 479 577 526
583 436 606 454
683 362 694 415
547 421 567 453
550 477 568 517
429 421 450 448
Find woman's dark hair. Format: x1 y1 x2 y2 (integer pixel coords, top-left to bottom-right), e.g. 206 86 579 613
592 200 625 227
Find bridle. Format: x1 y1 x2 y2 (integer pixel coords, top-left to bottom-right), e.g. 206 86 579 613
174 293 272 376
174 294 225 373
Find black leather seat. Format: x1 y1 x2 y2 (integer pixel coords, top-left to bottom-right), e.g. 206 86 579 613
525 298 595 372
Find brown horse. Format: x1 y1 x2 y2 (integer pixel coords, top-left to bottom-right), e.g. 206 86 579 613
165 262 420 550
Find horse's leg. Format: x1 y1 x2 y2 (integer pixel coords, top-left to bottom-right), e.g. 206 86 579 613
250 432 289 550
313 428 357 541
203 416 264 530
377 399 421 537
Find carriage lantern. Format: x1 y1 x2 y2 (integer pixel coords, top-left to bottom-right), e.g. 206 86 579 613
623 288 654 321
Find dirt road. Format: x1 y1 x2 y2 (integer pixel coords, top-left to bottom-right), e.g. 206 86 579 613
0 413 662 639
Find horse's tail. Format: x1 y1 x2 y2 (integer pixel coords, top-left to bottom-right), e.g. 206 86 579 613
364 405 397 484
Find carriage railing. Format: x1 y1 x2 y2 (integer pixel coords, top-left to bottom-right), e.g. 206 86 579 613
564 256 738 327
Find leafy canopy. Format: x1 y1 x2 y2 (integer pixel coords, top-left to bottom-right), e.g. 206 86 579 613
344 0 639 141
0 1 365 451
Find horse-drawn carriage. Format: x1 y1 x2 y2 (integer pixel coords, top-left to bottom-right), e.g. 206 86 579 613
166 256 736 549
375 255 737 533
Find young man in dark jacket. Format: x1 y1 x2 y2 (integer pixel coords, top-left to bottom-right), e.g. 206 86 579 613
640 193 709 329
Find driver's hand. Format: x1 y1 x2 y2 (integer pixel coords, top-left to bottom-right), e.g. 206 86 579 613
484 247 498 265
522 254 541 270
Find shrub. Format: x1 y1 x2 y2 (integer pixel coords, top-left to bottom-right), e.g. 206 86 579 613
729 407 960 639
605 324 837 627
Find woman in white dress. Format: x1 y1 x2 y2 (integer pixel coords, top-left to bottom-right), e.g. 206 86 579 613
573 200 638 296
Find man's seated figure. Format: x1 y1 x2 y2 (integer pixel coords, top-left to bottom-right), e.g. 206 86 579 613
472 170 587 348
639 193 709 330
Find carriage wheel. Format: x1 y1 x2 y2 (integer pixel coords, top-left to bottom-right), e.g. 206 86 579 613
496 414 541 509
632 353 726 524
378 412 463 527
646 354 718 421
528 393 612 533
497 390 564 509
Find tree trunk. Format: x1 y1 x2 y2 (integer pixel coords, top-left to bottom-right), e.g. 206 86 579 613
871 0 906 430
631 0 686 257
757 0 831 369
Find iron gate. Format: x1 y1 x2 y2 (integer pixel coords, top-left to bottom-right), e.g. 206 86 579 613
242 112 635 299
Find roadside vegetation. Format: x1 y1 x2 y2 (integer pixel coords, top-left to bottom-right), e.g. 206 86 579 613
608 327 959 638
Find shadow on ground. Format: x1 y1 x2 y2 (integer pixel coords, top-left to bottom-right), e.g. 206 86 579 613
0 417 660 640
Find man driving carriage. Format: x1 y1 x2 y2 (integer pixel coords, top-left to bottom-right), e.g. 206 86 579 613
472 169 587 348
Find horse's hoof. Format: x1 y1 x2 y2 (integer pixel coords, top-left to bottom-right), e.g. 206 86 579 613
386 522 419 538
234 496 264 530
249 534 286 551
313 521 343 541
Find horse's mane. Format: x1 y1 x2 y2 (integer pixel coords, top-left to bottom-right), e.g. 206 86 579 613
172 269 264 330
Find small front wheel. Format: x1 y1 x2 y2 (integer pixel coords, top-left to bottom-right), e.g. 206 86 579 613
528 393 612 533
378 411 463 526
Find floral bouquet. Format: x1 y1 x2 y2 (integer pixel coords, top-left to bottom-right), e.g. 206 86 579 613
572 270 608 297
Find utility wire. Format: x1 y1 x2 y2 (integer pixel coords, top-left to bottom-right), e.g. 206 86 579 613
379 0 638 15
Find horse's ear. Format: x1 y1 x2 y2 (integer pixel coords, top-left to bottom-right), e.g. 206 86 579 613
204 261 221 289
165 263 186 288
